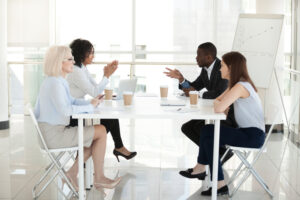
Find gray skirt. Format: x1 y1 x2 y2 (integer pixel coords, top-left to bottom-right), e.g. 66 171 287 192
38 122 95 149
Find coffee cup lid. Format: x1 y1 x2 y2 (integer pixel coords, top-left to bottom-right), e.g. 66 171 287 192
189 91 199 94
160 85 168 88
123 91 133 95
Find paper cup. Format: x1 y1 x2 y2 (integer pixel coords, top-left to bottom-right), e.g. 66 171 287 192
189 91 198 106
160 85 168 98
104 88 113 100
123 91 133 106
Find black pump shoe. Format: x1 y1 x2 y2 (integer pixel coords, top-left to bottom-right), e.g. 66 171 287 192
179 168 207 180
201 185 229 196
113 149 137 162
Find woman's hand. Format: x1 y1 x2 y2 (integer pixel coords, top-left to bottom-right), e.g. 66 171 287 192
104 60 118 78
90 98 101 107
213 99 222 113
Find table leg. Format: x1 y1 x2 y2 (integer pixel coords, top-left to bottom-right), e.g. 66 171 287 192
78 118 85 199
85 158 92 189
212 120 220 200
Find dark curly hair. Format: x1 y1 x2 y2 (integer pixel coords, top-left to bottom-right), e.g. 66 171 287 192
70 39 94 67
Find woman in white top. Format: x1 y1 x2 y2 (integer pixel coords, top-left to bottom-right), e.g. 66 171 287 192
67 39 137 161
180 51 265 196
35 46 121 191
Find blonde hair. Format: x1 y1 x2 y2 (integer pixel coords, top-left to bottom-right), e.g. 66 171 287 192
43 45 72 77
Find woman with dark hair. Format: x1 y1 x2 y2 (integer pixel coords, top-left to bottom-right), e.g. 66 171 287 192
181 52 265 196
67 38 137 161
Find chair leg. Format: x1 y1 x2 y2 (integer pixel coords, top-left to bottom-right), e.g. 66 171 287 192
45 152 65 171
52 152 79 197
249 166 273 197
32 162 55 198
33 151 79 199
231 151 273 198
228 151 250 185
33 152 71 198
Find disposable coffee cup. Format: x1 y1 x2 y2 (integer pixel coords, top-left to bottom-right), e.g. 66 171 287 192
189 91 199 106
160 85 168 98
123 91 133 106
104 88 113 100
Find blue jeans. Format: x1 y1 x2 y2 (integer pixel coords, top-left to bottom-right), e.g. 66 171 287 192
197 124 265 181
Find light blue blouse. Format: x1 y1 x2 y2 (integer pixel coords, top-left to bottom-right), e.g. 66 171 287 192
234 81 265 132
34 76 94 125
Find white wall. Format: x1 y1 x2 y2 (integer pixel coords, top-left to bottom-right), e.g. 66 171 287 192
7 0 49 47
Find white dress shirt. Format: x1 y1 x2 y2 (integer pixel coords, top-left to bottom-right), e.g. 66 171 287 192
67 64 109 99
206 59 216 80
198 59 216 97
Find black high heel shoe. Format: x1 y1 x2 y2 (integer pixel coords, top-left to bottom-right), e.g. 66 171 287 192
113 149 137 162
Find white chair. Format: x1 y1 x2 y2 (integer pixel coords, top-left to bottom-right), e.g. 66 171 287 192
27 104 79 199
221 104 281 198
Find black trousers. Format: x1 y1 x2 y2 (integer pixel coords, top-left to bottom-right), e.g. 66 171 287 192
198 125 265 180
69 118 124 149
181 105 238 155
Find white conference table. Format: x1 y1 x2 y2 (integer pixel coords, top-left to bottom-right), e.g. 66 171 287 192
72 97 226 200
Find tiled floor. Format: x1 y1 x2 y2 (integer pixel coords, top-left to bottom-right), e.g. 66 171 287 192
0 115 300 200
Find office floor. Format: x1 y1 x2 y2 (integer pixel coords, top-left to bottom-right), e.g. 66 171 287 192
0 115 299 200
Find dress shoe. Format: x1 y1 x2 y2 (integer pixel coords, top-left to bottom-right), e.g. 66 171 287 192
94 177 121 189
113 149 137 162
201 185 229 196
179 168 206 180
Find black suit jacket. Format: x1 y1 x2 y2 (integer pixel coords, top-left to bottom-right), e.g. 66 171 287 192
179 58 228 99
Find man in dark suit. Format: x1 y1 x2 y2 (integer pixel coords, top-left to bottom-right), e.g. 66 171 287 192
164 42 237 176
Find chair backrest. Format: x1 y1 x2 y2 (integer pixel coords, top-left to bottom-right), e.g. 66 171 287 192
26 103 49 151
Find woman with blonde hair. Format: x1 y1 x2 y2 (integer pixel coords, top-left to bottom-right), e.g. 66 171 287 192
34 45 121 191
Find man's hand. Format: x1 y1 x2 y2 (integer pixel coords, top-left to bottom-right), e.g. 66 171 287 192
164 67 184 83
104 60 118 78
182 87 195 97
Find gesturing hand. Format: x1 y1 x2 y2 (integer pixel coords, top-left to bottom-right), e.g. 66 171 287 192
164 67 184 83
104 60 118 78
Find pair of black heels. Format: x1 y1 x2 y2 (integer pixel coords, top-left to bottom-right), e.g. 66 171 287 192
179 168 229 196
113 149 137 162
